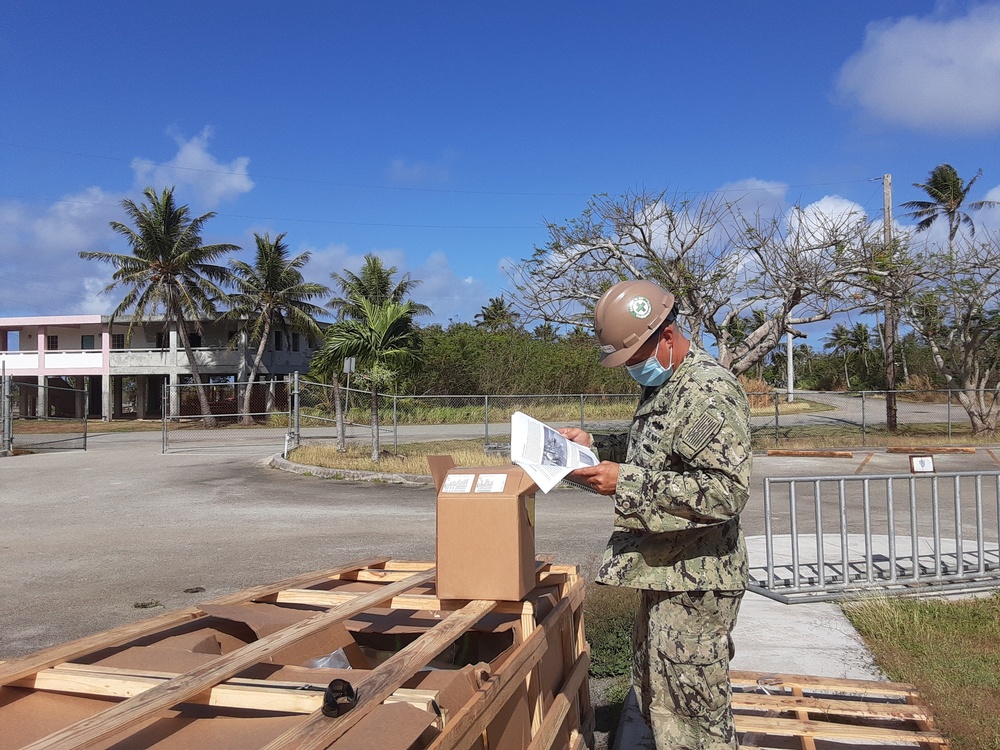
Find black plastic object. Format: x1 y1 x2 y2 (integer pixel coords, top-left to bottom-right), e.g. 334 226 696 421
321 678 358 718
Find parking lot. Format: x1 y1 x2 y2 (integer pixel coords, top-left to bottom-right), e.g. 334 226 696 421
3 433 999 665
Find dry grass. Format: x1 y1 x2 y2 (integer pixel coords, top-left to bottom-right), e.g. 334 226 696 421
843 592 1000 750
289 439 509 475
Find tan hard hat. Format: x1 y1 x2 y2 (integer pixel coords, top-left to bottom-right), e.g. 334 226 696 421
594 280 677 367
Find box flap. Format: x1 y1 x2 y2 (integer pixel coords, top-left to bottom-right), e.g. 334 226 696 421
427 455 456 491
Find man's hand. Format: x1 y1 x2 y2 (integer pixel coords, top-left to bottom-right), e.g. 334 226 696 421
569 462 619 496
558 427 592 448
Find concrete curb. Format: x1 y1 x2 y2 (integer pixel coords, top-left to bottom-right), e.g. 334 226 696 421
268 453 432 486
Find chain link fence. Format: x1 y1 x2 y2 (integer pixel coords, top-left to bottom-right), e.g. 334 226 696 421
1 374 89 452
151 375 998 456
161 378 294 452
747 388 999 450
291 387 997 457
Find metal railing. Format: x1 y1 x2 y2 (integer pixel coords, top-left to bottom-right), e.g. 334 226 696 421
750 471 1000 603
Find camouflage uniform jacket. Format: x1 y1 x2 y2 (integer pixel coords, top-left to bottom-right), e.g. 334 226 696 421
593 346 752 592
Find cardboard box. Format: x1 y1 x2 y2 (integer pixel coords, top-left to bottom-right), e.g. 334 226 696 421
429 456 537 601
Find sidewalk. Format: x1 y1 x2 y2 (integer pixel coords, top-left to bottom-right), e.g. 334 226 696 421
613 534 885 749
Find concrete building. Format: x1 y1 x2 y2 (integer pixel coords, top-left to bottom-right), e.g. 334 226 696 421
0 315 317 421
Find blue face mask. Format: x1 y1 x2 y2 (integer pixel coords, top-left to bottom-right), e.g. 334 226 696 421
626 344 674 387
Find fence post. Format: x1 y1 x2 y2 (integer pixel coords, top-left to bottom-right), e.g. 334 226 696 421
948 391 953 443
393 394 398 455
773 391 780 446
292 371 300 448
580 394 585 428
861 390 867 447
83 380 89 451
1 370 9 455
161 388 168 453
484 394 489 445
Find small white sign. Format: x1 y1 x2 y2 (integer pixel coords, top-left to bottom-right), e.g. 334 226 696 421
475 473 508 493
442 474 476 493
909 455 936 474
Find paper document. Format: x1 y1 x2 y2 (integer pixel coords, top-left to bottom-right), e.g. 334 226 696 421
510 411 600 493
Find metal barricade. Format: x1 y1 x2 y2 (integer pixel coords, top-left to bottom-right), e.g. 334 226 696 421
750 471 1000 603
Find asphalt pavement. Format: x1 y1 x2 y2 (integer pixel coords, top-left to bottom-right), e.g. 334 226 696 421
2 435 999 746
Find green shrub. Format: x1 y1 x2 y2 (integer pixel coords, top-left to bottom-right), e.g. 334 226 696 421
585 583 638 678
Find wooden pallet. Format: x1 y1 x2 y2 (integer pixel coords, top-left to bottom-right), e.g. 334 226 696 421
0 558 593 750
732 671 951 749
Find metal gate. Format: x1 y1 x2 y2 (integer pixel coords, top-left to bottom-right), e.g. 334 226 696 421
749 471 1000 603
161 378 293 453
1 374 89 453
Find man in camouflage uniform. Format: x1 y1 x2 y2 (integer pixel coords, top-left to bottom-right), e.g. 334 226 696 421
561 279 752 750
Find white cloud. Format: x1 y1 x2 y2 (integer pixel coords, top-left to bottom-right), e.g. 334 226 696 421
0 127 255 317
303 245 487 325
131 127 254 207
414 251 487 325
386 150 457 185
787 195 870 246
717 179 789 218
836 5 1000 132
0 188 122 316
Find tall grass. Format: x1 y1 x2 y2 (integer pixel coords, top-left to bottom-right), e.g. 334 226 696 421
843 592 1000 750
585 583 639 679
288 439 509 474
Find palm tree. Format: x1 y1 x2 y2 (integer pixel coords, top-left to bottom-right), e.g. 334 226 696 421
823 323 854 389
901 164 999 247
79 187 238 426
311 298 421 461
848 322 873 375
474 295 521 332
225 232 329 425
328 254 432 320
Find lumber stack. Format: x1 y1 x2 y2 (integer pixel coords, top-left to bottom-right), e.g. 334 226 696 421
0 559 593 750
733 671 951 749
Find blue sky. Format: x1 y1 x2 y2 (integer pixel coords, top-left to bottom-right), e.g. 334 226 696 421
3 1 1000 339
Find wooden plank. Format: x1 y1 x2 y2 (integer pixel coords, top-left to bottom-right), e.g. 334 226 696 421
12 663 329 714
0 557 389 688
384 687 443 725
274 589 551 618
259 599 496 750
730 671 919 698
791 687 816 750
766 450 854 458
427 585 583 750
733 691 931 722
333 569 433 583
374 560 437 571
427 619 550 750
20 567 435 750
735 714 948 745
525 650 590 750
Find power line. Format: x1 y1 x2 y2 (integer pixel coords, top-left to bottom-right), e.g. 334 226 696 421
0 140 883 201
0 192 544 231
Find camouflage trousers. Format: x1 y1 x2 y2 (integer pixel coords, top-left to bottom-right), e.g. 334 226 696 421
633 588 743 750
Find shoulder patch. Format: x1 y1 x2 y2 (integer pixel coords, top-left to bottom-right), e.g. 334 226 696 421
680 411 723 456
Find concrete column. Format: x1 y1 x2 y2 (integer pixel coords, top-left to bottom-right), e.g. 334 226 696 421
136 375 147 418
169 372 179 419
18 380 32 417
112 376 123 418
37 375 48 417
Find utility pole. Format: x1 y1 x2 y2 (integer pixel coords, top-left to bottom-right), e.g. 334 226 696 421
883 174 898 432
786 330 794 403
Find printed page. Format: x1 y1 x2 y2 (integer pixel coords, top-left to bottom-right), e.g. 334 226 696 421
510 411 599 493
